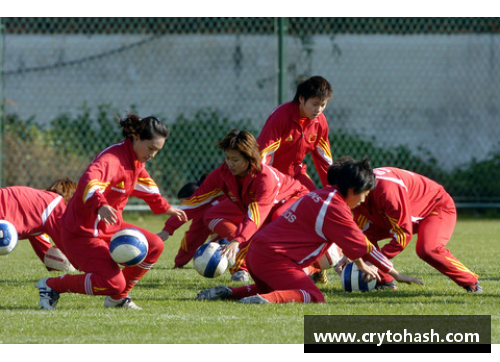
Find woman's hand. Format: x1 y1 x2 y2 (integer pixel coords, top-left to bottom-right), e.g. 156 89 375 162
220 241 239 263
354 258 381 282
98 205 118 225
334 255 350 276
166 207 188 223
392 272 425 286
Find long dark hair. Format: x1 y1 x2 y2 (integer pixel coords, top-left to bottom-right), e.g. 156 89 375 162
327 156 376 197
119 114 170 141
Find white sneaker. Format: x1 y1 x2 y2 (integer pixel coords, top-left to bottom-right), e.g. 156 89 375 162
196 285 233 301
104 296 142 310
231 270 249 283
36 278 60 310
239 294 270 304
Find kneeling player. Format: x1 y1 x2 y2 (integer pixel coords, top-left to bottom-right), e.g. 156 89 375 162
197 157 424 304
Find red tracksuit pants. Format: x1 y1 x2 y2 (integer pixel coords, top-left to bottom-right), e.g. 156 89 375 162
367 194 478 287
46 222 164 299
228 244 325 303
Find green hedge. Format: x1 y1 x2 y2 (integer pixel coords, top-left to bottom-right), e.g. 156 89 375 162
2 105 499 203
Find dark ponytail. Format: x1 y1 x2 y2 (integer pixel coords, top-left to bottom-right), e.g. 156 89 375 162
120 114 170 141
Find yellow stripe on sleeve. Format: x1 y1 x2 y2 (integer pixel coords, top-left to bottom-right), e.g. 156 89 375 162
137 177 158 187
317 137 332 159
248 202 261 227
260 140 281 157
182 188 223 208
387 215 407 248
82 180 109 203
365 235 375 254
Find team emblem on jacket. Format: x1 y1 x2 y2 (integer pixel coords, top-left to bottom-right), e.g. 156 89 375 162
308 134 317 143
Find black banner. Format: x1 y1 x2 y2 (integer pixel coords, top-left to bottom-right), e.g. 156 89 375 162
304 315 491 353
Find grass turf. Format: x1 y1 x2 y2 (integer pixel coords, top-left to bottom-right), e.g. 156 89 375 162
0 214 498 347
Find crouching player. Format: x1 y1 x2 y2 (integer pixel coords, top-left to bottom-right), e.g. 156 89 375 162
0 178 77 269
347 166 481 292
197 157 424 304
36 115 187 310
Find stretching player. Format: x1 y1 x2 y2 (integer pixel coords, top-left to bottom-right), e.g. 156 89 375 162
158 130 309 282
258 75 333 191
36 114 187 310
345 166 481 292
0 178 77 269
197 157 423 304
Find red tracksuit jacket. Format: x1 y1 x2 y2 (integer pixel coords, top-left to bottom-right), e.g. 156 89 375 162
353 167 449 259
0 186 65 246
257 101 332 187
250 185 393 273
62 138 171 239
163 162 308 244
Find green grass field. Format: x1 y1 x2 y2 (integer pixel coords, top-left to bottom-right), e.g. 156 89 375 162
1 214 499 349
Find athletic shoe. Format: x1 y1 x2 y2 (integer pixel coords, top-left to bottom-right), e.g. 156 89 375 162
375 280 398 291
104 296 142 310
36 278 60 310
196 286 233 301
239 294 270 304
464 282 483 293
311 270 328 285
231 270 249 282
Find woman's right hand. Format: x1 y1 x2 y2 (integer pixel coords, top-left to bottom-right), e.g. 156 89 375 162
98 205 118 225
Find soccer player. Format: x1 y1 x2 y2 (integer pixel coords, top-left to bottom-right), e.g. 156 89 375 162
0 178 77 268
196 157 424 304
349 166 481 292
258 75 333 191
158 129 309 282
36 114 187 310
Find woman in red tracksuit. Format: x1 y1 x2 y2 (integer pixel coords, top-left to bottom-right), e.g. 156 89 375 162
350 167 481 292
0 178 76 268
257 75 333 191
159 130 309 282
36 114 187 310
196 157 423 303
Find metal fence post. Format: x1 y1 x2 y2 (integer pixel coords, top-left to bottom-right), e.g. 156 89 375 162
0 18 4 188
277 17 287 105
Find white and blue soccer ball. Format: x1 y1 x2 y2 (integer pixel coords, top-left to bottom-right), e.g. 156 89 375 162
341 262 377 292
193 242 228 278
0 220 18 255
109 228 149 267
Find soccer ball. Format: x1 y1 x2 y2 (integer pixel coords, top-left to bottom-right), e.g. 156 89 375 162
0 220 18 255
193 242 228 278
313 243 343 269
44 245 76 272
109 228 149 267
341 262 376 292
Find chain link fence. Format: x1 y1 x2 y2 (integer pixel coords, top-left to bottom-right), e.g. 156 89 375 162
1 18 500 207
